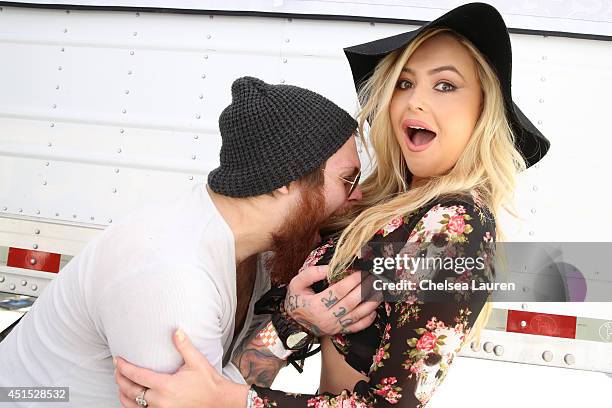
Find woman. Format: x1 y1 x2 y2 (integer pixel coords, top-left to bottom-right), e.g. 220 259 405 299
115 3 549 407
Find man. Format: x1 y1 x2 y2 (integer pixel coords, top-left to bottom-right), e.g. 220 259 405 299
0 77 374 407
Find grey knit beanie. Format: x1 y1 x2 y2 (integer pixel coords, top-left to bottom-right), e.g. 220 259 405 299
208 77 358 197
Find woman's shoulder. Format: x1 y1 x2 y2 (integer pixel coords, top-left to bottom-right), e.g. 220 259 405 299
376 190 495 241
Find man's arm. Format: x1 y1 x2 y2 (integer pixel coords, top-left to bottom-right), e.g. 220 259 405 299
98 261 226 374
231 319 287 387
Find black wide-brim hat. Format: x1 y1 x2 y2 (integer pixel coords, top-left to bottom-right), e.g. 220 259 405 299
343 2 550 168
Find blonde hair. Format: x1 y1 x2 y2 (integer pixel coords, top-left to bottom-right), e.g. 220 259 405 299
327 28 526 347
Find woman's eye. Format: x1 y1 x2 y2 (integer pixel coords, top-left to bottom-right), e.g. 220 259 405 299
397 79 412 90
434 81 456 92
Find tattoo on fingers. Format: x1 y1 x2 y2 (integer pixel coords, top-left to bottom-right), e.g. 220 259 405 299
332 307 347 318
321 290 339 309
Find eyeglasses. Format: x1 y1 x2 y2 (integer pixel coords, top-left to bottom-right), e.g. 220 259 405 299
322 168 361 198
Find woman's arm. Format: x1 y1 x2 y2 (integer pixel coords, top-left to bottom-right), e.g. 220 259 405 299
248 199 496 407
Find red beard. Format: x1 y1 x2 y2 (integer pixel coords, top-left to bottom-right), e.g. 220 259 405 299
267 187 326 285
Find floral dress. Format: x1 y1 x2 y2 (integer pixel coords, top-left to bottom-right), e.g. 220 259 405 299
250 194 496 407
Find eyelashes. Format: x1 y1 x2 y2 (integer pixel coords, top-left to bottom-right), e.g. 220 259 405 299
396 79 457 93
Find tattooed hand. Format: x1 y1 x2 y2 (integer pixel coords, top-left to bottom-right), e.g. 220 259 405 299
284 265 382 336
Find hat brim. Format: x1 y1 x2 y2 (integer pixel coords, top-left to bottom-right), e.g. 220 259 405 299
343 2 550 168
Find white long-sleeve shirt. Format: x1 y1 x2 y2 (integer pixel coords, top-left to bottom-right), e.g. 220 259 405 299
0 184 268 407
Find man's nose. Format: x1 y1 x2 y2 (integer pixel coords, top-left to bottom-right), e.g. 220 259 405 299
348 185 363 202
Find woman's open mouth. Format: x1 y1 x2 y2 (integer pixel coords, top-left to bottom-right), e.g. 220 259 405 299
403 120 437 152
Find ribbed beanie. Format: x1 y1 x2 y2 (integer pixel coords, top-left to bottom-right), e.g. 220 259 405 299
208 76 357 197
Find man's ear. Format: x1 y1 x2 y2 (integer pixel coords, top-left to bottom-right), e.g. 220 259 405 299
272 185 291 198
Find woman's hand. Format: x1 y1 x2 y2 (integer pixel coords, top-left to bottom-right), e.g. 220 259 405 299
114 329 249 408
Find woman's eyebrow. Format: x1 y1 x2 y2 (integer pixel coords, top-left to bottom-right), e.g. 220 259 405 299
402 65 465 80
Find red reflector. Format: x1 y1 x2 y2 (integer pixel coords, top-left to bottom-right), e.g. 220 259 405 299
7 248 61 273
507 310 576 339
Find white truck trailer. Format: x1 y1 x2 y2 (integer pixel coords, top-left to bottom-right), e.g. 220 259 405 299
0 1 610 407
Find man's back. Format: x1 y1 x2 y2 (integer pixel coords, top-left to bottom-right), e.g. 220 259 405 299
0 184 237 407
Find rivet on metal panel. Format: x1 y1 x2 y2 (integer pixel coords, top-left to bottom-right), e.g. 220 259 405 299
199 94 204 99
542 351 553 362
206 34 212 39
122 109 127 114
125 90 130 94
130 51 134 56
18 208 22 213
55 212 59 217
0 277 4 283
58 66 62 71
29 258 36 266
33 244 38 249
285 38 290 43
2 207 7 211
540 76 546 82
50 124 54 128
201 74 207 79
194 135 199 140
9 284 16 290
196 114 201 119
192 155 196 160
370 22 375 27
32 284 38 291
56 85 60 90
117 148 122 153
108 219 113 223
542 56 547 61
189 176 194 180
45 161 49 166
539 98 544 103
133 31 138 36
493 345 504 356
564 354 575 365
532 185 538 192
204 55 208 59
21 280 27 286
283 58 288 63
36 210 40 214
470 341 480 352
112 188 117 193
520 320 527 328
72 214 76 218
52 104 57 109
483 342 494 353
120 128 124 133
60 47 65 52
114 168 120 173
128 70 132 75
537 120 542 125
531 208 536 214
63 28 68 33
42 181 47 186
528 231 534 237
34 229 40 234
280 79 286 84
90 216 95 221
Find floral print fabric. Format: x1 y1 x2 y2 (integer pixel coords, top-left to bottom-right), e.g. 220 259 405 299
251 195 496 407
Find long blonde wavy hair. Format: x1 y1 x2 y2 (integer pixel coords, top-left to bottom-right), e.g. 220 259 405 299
327 27 526 346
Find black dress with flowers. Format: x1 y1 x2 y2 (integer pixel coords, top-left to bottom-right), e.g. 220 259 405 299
250 194 496 408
